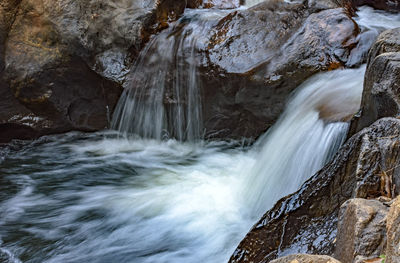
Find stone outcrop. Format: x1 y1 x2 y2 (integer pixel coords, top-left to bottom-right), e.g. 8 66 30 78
386 196 400 263
0 0 186 143
200 0 361 139
270 254 342 263
350 28 400 137
334 198 389 263
229 118 400 263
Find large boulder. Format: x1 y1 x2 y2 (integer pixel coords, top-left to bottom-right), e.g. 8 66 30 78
0 0 186 143
229 118 400 263
350 28 400 137
270 254 342 263
386 196 400 263
334 198 389 263
200 0 361 139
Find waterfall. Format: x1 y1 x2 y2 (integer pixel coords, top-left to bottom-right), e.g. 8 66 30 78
242 66 366 218
111 10 227 141
2 5 400 263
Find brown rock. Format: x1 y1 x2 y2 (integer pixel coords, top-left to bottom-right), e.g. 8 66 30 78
0 0 186 142
386 196 400 263
334 198 389 263
270 254 342 263
229 118 400 263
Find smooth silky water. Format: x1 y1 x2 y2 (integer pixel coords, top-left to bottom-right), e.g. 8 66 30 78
1 6 399 263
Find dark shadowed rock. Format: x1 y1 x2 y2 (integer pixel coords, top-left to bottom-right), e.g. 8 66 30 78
270 254 341 263
0 0 186 142
386 196 400 263
229 118 400 263
350 28 400 136
334 198 389 263
200 1 360 139
351 0 400 12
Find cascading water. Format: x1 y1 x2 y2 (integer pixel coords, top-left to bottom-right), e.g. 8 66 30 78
1 5 399 263
112 10 228 141
242 66 365 218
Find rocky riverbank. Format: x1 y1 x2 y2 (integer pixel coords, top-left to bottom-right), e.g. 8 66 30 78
229 27 400 263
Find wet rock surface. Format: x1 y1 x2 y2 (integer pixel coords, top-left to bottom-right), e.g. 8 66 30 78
350 28 400 136
200 1 360 139
229 118 400 263
386 196 400 263
334 198 389 263
351 0 400 12
270 254 342 263
0 0 186 142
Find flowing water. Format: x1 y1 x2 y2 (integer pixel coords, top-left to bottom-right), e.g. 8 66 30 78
1 5 399 263
112 10 229 141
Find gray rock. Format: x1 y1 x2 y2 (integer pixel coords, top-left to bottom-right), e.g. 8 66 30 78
350 28 400 137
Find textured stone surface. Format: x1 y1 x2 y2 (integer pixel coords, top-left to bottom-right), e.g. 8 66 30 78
387 196 400 263
0 0 185 142
229 118 400 263
350 28 400 137
200 1 360 139
270 254 342 263
334 198 389 263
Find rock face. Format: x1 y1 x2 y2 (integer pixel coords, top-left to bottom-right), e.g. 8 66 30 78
270 254 342 263
200 0 361 139
386 196 400 263
229 118 400 263
0 0 186 143
334 198 389 263
350 28 400 137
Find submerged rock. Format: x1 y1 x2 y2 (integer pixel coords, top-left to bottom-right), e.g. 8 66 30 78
0 0 185 142
229 118 400 263
350 28 400 136
334 198 389 263
270 254 342 263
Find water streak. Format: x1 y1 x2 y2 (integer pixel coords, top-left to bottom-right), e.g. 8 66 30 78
112 11 228 141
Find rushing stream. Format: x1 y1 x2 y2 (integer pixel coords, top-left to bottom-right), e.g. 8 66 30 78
1 5 400 263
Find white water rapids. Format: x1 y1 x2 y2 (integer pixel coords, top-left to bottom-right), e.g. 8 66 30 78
0 5 399 263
